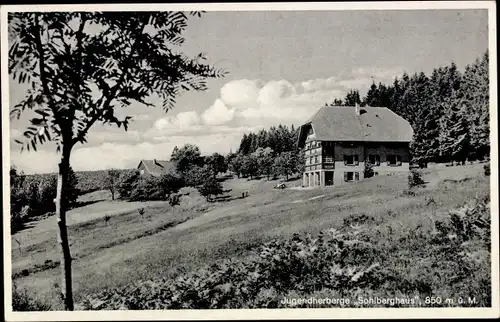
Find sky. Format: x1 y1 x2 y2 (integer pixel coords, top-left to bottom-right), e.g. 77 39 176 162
8 9 489 174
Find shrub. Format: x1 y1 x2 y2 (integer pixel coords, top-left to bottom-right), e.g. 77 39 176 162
116 169 141 200
12 286 51 311
343 213 376 227
483 163 490 176
183 165 213 187
159 172 185 197
408 169 425 189
364 162 374 179
433 194 490 246
82 227 382 310
168 193 181 208
129 176 163 201
197 177 223 201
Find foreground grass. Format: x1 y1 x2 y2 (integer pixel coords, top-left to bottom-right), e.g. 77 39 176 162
12 164 491 309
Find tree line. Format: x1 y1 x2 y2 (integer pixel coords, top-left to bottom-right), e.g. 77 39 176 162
10 166 80 233
326 51 489 165
225 124 304 181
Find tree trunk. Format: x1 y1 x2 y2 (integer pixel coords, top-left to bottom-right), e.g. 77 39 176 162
55 146 74 311
111 189 115 201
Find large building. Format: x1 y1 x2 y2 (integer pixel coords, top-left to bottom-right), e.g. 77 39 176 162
297 104 413 187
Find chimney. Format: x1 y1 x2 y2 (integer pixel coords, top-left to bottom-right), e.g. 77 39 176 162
355 103 360 116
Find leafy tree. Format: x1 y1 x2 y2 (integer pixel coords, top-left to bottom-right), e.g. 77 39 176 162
197 176 223 202
171 143 204 173
252 147 275 180
228 154 244 178
159 171 185 198
105 169 119 200
240 154 259 180
273 151 297 181
36 175 58 215
10 167 27 233
105 169 121 200
295 149 305 175
117 169 141 200
205 152 226 178
184 164 213 187
129 176 164 201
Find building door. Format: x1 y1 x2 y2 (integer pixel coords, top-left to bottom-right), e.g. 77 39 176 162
325 171 334 186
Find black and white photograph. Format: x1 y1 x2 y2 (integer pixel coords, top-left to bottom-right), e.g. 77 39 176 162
2 1 498 320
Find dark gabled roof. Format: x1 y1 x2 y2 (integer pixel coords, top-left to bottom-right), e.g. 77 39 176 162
298 106 413 147
137 159 173 177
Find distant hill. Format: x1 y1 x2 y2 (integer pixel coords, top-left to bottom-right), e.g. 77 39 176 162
25 169 133 194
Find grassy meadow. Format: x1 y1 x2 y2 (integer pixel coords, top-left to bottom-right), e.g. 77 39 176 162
11 163 491 309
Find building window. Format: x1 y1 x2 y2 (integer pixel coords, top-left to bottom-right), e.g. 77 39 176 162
140 169 145 175
344 171 360 182
314 155 319 164
368 154 381 166
309 156 313 165
344 154 359 166
316 141 321 147
311 141 316 148
387 155 402 166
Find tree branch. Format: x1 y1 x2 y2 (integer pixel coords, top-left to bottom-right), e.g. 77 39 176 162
73 18 148 145
33 13 73 148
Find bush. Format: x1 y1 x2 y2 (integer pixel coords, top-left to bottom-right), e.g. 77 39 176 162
364 162 374 179
183 165 213 187
408 169 425 189
433 194 490 246
116 169 141 200
129 176 163 201
483 163 490 176
12 286 51 311
197 177 223 201
82 227 382 310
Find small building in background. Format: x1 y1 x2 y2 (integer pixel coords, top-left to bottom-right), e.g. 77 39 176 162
137 159 173 177
297 104 413 187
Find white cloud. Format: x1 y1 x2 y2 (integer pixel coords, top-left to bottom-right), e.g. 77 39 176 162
202 99 235 125
299 76 339 93
219 79 261 108
154 111 201 131
200 77 349 128
257 80 296 106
